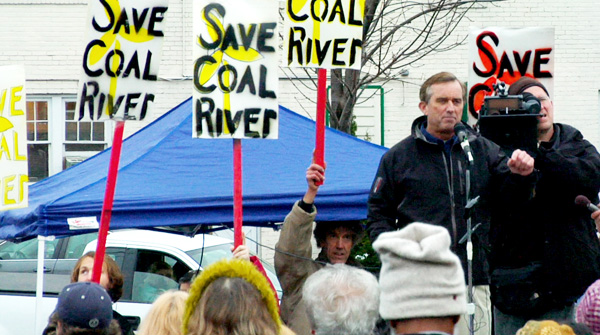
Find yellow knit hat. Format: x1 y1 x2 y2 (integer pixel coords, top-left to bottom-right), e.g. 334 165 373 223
517 320 576 335
182 258 282 335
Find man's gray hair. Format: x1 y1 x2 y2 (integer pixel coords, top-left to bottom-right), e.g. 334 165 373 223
302 264 380 335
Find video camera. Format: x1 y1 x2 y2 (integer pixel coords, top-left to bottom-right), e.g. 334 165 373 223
480 82 542 116
478 81 542 156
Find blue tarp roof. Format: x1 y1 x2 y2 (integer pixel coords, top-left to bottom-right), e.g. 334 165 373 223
0 98 388 241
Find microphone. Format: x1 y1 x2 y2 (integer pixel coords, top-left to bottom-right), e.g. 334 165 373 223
454 123 473 165
574 195 600 212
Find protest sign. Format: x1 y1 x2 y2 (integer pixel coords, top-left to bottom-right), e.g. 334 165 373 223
192 0 279 139
284 0 365 69
468 27 554 121
0 65 28 211
77 0 169 121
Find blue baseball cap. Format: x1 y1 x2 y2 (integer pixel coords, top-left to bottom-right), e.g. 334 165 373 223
56 282 113 329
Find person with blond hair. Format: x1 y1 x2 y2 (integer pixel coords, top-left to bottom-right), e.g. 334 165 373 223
183 258 294 335
136 290 189 335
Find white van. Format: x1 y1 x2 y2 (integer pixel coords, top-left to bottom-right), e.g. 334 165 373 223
0 229 281 335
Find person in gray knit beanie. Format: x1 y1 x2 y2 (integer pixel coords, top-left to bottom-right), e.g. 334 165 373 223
373 222 467 335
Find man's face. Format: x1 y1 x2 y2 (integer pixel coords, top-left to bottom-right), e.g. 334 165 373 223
523 86 554 140
320 227 354 264
419 80 464 141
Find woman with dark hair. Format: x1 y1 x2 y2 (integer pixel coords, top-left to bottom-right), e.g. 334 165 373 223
44 251 133 335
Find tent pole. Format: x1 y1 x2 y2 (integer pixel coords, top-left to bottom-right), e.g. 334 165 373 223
34 235 53 335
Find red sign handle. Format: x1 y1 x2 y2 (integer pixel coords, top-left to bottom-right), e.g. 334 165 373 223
92 119 125 283
233 139 243 248
314 68 327 184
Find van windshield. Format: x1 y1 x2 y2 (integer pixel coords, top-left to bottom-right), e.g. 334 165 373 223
186 243 233 269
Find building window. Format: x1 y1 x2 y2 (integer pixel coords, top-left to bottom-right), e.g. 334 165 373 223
26 101 49 182
26 97 111 182
63 100 106 170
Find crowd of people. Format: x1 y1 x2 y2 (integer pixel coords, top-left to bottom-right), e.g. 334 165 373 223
44 73 600 335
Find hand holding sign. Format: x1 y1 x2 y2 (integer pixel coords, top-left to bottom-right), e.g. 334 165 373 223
304 163 326 205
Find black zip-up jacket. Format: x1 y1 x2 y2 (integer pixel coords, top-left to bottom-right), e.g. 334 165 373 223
367 116 535 285
489 123 600 307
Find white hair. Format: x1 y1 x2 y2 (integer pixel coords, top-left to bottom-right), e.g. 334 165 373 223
302 264 380 335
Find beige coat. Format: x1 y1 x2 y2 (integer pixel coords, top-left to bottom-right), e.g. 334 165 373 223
274 201 322 335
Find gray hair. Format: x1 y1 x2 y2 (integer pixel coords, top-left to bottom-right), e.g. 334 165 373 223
302 264 380 335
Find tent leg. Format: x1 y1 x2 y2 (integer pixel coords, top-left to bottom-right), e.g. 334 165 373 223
34 235 52 335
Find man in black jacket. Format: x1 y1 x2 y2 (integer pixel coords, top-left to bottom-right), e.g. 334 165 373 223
488 77 600 335
367 72 536 335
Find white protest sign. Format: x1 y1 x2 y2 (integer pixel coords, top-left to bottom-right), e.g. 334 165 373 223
0 65 28 211
76 0 169 121
467 27 554 121
284 0 365 69
192 0 279 139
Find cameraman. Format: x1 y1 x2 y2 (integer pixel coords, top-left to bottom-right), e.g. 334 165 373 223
488 76 600 335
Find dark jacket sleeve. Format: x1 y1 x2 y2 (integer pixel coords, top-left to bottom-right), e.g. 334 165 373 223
367 152 399 242
536 131 600 198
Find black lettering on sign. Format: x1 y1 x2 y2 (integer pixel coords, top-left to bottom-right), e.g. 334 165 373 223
217 108 244 136
349 38 361 66
92 0 115 32
148 7 167 37
468 83 494 117
259 65 276 99
473 31 499 77
288 0 308 21
237 67 257 95
244 108 261 138
199 3 225 49
287 27 306 65
328 0 345 23
239 24 257 50
473 31 553 79
332 38 347 66
257 23 276 52
83 40 106 77
194 55 218 93
314 39 331 65
196 97 215 136
310 0 328 22
91 3 167 36
222 25 240 51
348 0 362 26
79 81 100 120
533 48 552 78
262 109 278 138
218 64 238 93
513 50 531 76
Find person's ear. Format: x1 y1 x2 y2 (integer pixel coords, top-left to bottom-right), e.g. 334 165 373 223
419 101 428 115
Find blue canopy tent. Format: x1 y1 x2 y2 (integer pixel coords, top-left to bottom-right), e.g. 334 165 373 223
0 98 388 241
